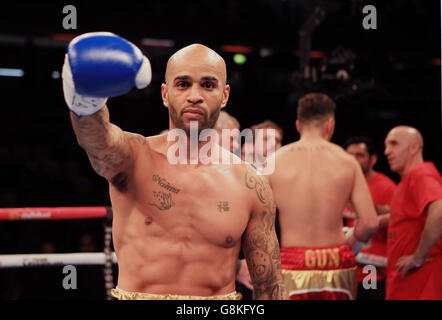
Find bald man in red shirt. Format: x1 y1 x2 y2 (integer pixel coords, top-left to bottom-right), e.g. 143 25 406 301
384 126 442 300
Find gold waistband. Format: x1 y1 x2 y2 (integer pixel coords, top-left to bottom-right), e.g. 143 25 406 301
111 287 243 300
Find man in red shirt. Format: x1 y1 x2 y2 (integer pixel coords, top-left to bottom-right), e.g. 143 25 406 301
384 126 442 300
344 136 397 300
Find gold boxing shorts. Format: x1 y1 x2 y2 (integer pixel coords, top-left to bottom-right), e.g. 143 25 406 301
281 245 357 300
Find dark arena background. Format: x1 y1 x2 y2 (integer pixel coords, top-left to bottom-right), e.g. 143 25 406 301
0 0 440 300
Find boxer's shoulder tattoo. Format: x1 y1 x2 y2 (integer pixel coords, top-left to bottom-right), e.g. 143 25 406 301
244 165 266 203
149 190 175 211
245 165 275 211
152 174 180 194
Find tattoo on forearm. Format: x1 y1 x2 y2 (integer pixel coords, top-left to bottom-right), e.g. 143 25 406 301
149 190 175 211
271 284 285 299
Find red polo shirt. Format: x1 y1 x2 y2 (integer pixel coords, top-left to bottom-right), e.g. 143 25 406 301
386 162 442 300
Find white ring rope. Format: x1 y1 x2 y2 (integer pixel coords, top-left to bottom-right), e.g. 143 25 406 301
0 251 387 269
355 253 387 268
0 252 117 268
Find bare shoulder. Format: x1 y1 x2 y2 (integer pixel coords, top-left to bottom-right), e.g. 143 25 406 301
125 131 148 147
274 142 296 158
240 162 275 208
144 133 164 149
266 142 295 171
328 142 359 166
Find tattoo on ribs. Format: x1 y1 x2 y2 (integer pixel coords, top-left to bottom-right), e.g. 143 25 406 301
149 190 175 211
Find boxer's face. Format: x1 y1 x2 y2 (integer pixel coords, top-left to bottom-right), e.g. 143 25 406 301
346 143 371 174
162 47 230 135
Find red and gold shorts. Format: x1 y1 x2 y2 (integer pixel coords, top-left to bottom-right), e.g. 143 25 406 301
281 245 357 300
110 287 243 300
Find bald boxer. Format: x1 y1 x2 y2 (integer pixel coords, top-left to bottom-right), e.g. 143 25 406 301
63 33 287 300
384 126 442 300
268 93 379 300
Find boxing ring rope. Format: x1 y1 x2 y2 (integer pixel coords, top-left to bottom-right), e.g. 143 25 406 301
0 206 110 220
0 252 117 268
0 206 387 298
0 206 115 299
0 251 387 269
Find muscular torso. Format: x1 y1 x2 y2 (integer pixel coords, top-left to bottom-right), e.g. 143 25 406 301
270 140 356 248
110 135 251 295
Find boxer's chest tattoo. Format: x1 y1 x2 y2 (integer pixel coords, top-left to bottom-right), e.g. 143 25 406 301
148 174 180 211
149 190 175 211
217 201 230 213
152 174 181 194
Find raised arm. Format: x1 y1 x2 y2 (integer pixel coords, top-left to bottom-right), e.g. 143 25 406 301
70 107 142 187
242 166 288 300
62 32 151 187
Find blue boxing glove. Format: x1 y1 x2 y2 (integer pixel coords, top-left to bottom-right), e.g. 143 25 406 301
62 32 151 117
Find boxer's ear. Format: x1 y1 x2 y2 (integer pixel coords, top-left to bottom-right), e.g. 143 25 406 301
220 84 230 109
161 83 169 108
324 117 335 140
410 139 420 155
328 117 336 135
295 120 301 134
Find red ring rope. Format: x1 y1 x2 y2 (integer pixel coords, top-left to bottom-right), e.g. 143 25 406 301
0 207 109 220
